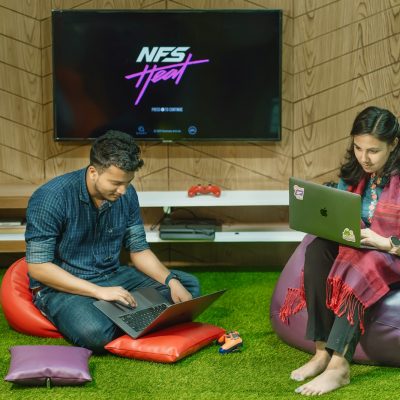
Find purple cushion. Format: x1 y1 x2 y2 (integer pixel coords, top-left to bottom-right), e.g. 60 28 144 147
270 235 400 366
4 345 92 386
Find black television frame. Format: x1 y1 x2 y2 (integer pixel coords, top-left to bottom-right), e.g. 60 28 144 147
52 9 282 142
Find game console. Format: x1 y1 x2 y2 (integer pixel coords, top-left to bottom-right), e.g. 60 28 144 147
159 218 217 240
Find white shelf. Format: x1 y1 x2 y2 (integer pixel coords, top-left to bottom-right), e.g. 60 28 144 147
137 190 289 207
0 233 24 241
146 230 305 243
0 229 305 244
135 190 299 242
0 189 298 251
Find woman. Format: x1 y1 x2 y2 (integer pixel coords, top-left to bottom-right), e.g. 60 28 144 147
280 106 400 395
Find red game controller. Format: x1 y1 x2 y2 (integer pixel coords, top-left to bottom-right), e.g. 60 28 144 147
187 184 221 198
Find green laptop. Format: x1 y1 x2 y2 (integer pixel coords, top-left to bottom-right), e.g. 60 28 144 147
289 177 370 249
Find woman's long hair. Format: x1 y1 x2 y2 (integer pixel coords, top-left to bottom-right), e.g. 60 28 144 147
339 106 400 185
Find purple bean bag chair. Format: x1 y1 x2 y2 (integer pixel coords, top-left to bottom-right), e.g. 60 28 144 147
270 235 400 366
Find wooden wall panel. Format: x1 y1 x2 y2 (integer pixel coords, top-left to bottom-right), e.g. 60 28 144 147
293 90 400 158
169 0 292 15
0 63 42 103
0 171 26 183
293 139 349 181
281 99 293 131
0 5 45 183
0 145 44 183
168 144 290 190
43 75 52 104
293 63 400 130
294 5 400 73
252 128 292 158
74 0 165 9
38 0 293 189
135 169 169 191
1 1 398 187
193 160 283 190
282 71 293 102
0 36 41 75
45 146 90 180
0 119 43 158
0 6 41 46
0 90 42 131
51 0 93 10
283 43 294 75
137 143 169 178
43 102 53 132
292 0 400 182
41 15 52 48
43 131 82 159
44 141 169 182
3 0 400 264
0 0 50 20
294 33 400 102
294 0 396 45
293 0 336 17
42 46 52 77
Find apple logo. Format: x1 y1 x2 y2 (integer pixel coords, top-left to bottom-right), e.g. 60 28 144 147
320 208 328 217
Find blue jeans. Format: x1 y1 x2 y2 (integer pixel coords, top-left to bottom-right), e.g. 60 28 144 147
34 266 201 353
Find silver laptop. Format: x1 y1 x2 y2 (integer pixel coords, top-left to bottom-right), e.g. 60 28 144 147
94 287 226 339
289 177 375 249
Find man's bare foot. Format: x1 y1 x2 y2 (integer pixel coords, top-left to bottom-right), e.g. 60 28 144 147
290 342 331 382
295 354 350 395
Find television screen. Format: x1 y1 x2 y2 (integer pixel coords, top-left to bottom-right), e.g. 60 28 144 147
52 10 282 141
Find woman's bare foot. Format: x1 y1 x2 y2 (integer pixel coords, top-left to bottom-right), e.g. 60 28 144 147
290 341 331 382
295 353 350 395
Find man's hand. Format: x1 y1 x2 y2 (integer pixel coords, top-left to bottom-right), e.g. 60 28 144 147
94 286 137 308
168 279 193 303
360 228 391 251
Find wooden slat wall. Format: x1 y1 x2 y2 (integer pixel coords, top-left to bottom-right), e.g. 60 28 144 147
0 0 294 189
1 0 399 265
0 0 46 183
1 0 398 185
293 0 400 183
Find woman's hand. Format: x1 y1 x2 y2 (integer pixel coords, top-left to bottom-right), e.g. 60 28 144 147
360 228 392 251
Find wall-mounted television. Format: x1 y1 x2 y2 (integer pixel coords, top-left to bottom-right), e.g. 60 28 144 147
52 9 282 142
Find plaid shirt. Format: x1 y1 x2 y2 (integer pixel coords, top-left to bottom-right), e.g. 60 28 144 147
25 167 149 287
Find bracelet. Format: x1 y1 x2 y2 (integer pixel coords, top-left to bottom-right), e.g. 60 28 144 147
165 272 180 286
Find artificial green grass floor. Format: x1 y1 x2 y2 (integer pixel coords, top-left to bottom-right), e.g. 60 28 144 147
1 269 399 400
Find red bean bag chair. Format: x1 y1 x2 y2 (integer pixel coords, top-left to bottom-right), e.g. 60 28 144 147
270 235 400 367
0 257 62 338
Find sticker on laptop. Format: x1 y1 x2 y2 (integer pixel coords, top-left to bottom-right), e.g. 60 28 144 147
342 228 356 243
293 185 305 200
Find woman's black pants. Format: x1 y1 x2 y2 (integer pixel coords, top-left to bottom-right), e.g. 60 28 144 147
303 238 361 362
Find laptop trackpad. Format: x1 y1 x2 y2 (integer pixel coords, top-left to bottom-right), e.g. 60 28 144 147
131 287 171 310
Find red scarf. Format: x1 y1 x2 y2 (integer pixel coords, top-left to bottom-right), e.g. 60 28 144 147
280 175 400 333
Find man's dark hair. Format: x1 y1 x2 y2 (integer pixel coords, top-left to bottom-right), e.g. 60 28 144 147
90 130 144 172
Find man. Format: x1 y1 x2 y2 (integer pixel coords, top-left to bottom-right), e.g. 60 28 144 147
25 130 200 352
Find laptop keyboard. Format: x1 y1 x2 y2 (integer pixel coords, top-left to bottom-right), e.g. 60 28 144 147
119 304 168 331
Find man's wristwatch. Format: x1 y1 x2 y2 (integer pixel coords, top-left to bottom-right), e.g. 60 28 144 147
389 236 400 255
165 272 180 286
